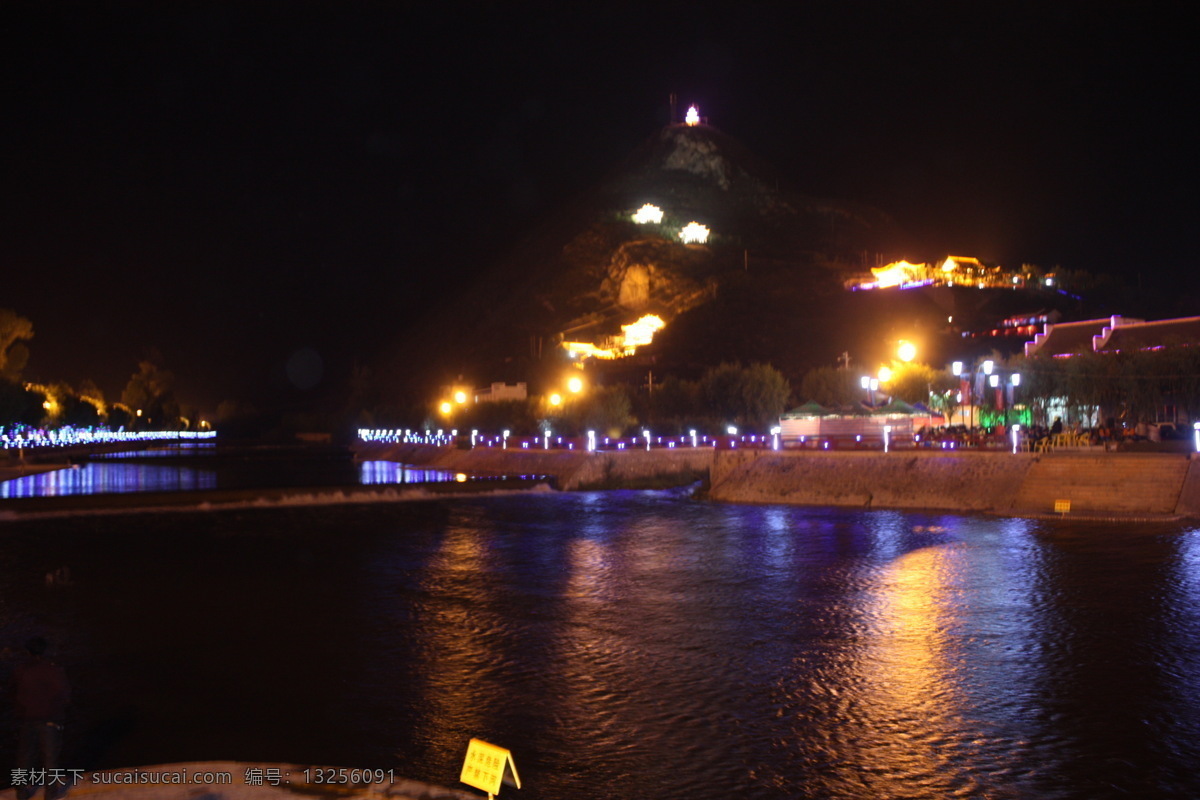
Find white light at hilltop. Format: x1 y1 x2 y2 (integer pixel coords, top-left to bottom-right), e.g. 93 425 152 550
633 203 663 224
679 221 710 244
685 105 700 126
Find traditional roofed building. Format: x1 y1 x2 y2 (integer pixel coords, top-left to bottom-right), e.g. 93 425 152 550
1100 316 1200 353
1025 315 1200 357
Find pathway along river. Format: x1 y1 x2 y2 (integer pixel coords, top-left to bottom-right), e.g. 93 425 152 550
2 448 1200 798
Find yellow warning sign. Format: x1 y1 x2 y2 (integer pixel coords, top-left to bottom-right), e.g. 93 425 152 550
460 738 521 796
1054 499 1071 514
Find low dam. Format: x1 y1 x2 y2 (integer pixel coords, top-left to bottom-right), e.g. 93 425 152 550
355 442 1200 520
355 441 712 491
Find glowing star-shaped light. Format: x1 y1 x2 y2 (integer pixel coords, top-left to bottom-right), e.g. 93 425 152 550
679 221 710 244
685 105 700 126
633 203 664 224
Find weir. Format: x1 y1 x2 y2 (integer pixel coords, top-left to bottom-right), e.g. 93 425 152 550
356 442 1200 520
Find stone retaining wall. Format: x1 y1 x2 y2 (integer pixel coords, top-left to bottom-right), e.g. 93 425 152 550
357 443 1200 518
709 450 1034 512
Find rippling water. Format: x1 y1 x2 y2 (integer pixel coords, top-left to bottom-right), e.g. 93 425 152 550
2 486 1200 798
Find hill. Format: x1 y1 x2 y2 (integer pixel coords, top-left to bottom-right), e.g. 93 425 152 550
381 123 913 405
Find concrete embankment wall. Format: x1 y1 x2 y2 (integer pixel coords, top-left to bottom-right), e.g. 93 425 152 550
358 443 1200 518
355 442 713 490
709 450 1035 512
711 449 1200 518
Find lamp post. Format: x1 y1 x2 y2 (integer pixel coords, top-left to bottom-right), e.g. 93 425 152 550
954 358 1022 438
860 376 879 407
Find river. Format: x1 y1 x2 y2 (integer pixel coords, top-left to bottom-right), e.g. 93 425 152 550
2 448 1199 798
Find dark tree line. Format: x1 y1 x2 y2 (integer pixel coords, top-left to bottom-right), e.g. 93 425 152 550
1012 346 1200 425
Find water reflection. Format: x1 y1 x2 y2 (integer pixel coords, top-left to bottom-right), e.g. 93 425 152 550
0 457 463 500
357 461 462 485
0 462 217 498
1160 526 1200 788
92 442 217 458
760 513 1054 798
406 505 514 778
5 490 1200 798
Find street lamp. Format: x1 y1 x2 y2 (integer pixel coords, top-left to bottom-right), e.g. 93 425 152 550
860 375 879 406
954 358 1022 434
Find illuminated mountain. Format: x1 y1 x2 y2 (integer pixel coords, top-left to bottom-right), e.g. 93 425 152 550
386 122 914 401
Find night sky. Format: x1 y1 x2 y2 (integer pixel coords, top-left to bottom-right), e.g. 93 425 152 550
4 2 1194 416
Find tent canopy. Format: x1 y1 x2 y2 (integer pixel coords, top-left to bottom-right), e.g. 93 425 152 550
783 400 832 418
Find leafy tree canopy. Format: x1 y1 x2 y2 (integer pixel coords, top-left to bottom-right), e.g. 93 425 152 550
0 309 34 381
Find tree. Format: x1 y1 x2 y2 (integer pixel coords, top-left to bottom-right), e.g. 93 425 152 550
0 309 34 381
700 363 745 422
884 362 957 406
739 363 792 429
700 362 791 430
646 375 702 433
799 366 859 407
121 360 181 429
0 379 43 427
572 385 633 437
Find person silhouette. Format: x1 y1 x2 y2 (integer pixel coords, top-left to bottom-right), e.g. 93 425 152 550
12 636 71 800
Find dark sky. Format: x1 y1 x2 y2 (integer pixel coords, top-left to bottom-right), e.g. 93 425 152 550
3 2 1194 415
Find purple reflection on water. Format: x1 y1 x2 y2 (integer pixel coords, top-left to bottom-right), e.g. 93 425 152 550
93 443 218 458
0 463 218 498
357 460 463 485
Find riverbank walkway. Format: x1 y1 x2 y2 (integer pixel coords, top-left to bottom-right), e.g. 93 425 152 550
0 762 476 800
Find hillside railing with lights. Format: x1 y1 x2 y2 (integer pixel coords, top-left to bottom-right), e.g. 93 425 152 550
2 426 216 451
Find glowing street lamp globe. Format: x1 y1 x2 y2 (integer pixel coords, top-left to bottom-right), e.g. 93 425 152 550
549 393 563 407
439 401 452 415
567 376 583 394
454 390 467 404
897 341 917 362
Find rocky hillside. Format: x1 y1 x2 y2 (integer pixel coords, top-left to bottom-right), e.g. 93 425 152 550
386 123 912 400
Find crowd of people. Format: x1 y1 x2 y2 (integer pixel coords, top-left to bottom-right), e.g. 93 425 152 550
914 417 1191 450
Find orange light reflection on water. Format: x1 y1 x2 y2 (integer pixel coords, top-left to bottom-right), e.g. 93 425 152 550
834 542 966 796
